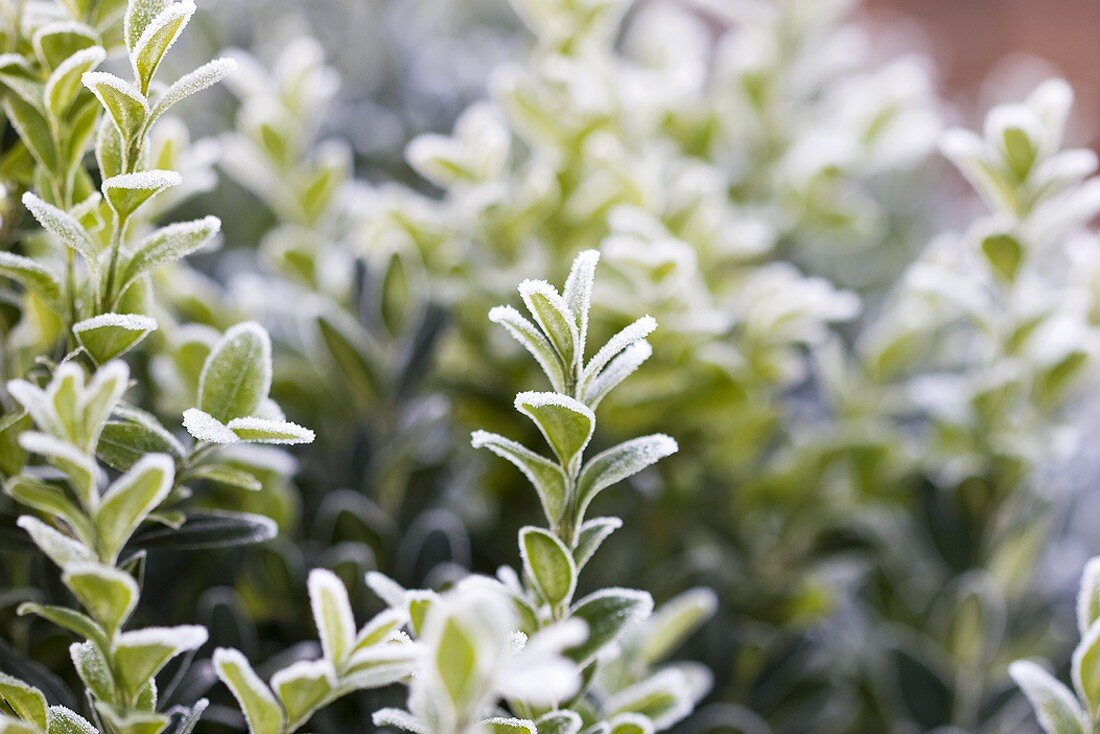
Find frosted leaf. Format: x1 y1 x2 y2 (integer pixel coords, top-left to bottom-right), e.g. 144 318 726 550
103 170 182 191
605 668 695 730
182 408 240 445
481 718 536 734
82 71 148 107
131 1 196 89
366 572 407 609
1010 660 1087 734
21 193 99 276
562 250 600 356
581 316 657 386
488 305 567 392
1079 558 1100 637
582 339 652 407
226 417 315 445
372 708 427 734
44 46 106 118
151 57 238 120
16 516 95 567
74 313 157 332
115 624 208 651
121 216 220 290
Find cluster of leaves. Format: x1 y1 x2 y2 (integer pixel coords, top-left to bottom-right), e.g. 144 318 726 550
210 253 715 734
0 2 316 734
364 0 1100 731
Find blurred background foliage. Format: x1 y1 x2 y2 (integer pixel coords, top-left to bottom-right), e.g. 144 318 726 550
4 0 1100 732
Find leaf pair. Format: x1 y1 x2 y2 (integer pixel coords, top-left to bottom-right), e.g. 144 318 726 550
8 361 128 453
14 451 173 566
489 250 600 393
214 569 416 734
182 323 314 447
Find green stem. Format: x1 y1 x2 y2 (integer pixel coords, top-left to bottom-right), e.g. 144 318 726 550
101 213 128 313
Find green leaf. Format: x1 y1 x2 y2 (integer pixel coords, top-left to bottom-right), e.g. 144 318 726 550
113 625 208 696
129 511 276 550
129 1 195 93
0 252 63 308
149 58 237 121
518 280 577 372
61 563 138 632
70 641 117 702
581 340 652 408
0 412 30 479
639 589 717 665
4 476 91 542
81 72 147 144
45 705 98 734
15 516 94 568
0 673 47 730
535 711 582 734
308 569 356 671
1079 558 1100 637
226 417 314 445
488 305 567 394
580 316 657 392
372 708 425 734
198 322 272 422
96 119 122 180
17 603 106 647
1002 125 1037 181
572 517 621 571
606 671 693 730
188 464 262 491
44 47 105 123
606 714 654 734
481 718 536 734
97 407 185 472
1010 661 1085 734
119 216 220 292
32 22 98 69
514 392 594 469
0 716 38 734
81 363 131 450
562 250 599 359
92 704 168 734
62 96 100 178
352 608 407 653
125 0 168 50
270 660 331 731
434 617 477 707
316 314 378 405
470 431 566 523
102 170 181 219
17 433 100 512
3 96 57 173
94 454 174 562
567 589 653 667
21 193 98 278
981 231 1023 284
73 314 158 364
212 648 285 734
519 527 576 609
1074 621 1100 722
574 435 677 524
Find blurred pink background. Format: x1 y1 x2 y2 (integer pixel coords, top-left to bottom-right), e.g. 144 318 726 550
865 0 1100 134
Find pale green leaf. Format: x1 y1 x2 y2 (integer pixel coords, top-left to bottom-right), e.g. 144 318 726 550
198 322 272 422
519 526 576 609
212 648 285 734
